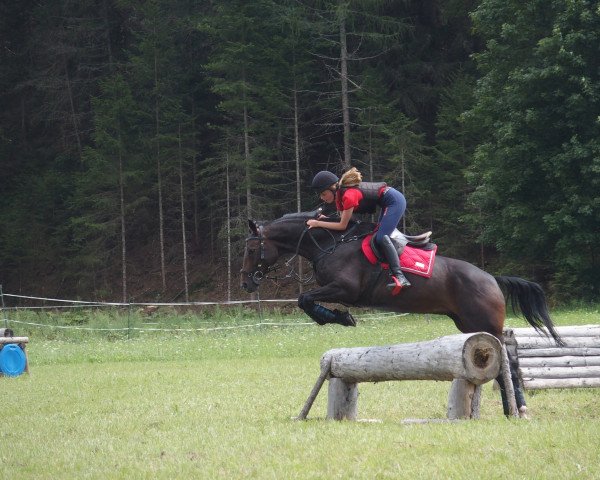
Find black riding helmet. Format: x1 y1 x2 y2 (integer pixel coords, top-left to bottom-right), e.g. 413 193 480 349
311 171 339 193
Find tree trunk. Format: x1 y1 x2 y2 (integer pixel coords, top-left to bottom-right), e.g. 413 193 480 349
367 115 375 222
339 6 351 168
293 85 304 293
401 148 406 233
63 52 83 162
102 0 113 69
294 88 302 215
118 138 127 303
191 107 200 246
368 118 374 181
226 157 232 302
154 47 166 293
241 71 256 301
242 70 252 219
479 207 485 268
21 96 26 144
178 125 189 302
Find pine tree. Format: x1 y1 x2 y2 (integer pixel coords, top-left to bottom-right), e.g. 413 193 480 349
127 0 195 296
470 0 600 297
202 0 295 221
68 74 143 299
431 74 482 260
306 0 408 169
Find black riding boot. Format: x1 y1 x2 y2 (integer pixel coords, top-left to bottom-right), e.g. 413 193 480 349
379 235 411 295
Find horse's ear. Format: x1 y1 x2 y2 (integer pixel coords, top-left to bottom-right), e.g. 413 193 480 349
248 220 259 236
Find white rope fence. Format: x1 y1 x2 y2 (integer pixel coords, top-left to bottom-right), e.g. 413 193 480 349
0 290 407 334
3 318 314 333
1 292 299 308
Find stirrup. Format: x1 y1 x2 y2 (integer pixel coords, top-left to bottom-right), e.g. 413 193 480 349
386 275 411 296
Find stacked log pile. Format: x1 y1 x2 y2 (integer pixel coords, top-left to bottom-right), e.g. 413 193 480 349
504 325 600 390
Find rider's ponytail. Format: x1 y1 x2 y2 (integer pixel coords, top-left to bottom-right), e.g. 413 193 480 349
339 167 362 188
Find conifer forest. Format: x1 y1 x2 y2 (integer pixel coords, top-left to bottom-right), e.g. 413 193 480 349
1 1 598 302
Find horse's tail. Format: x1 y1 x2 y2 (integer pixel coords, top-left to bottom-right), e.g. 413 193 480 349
495 276 564 346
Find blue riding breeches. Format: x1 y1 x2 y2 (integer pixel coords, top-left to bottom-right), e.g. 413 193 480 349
374 187 406 244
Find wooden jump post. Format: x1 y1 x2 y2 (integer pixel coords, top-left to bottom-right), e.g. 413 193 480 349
298 332 504 421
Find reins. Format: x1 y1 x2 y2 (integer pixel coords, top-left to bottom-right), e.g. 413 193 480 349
243 220 373 287
280 221 371 283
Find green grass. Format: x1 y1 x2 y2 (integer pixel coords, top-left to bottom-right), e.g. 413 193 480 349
1 307 600 479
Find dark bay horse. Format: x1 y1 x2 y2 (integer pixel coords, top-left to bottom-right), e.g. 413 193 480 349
240 212 562 416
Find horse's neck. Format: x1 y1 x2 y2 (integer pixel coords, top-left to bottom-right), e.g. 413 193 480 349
266 220 326 261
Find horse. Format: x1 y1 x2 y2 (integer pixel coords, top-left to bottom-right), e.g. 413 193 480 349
240 211 563 417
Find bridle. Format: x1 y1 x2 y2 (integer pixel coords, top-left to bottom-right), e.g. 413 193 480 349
242 219 370 287
241 225 272 286
241 224 320 287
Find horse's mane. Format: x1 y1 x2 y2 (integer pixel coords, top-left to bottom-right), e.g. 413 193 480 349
276 210 320 222
269 211 376 237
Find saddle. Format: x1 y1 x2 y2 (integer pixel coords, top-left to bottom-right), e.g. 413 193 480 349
364 230 437 278
370 229 434 260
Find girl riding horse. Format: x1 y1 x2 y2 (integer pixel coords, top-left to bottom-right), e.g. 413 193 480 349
307 167 410 294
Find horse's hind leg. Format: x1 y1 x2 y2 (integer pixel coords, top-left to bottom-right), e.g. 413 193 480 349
512 359 528 417
470 308 528 417
495 351 528 418
298 283 357 327
450 299 527 417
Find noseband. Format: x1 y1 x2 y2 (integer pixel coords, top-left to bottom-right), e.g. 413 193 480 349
242 226 270 285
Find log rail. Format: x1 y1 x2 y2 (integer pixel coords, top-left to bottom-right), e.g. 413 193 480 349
298 332 504 421
504 325 600 390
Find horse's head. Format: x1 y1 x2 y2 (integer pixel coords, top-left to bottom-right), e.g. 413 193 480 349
240 220 280 293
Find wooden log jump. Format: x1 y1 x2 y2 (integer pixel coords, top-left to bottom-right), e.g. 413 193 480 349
504 325 600 390
298 332 503 421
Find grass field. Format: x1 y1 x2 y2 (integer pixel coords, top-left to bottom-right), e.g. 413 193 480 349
1 306 600 479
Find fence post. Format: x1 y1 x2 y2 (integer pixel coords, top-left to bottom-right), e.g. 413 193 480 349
256 291 263 320
0 285 7 329
127 299 132 340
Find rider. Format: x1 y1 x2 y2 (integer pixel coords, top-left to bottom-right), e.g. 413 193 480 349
307 167 411 294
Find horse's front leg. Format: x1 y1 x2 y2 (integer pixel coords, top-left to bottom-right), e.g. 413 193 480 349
298 282 357 327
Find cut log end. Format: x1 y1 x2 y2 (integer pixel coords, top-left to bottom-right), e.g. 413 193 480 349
462 333 502 385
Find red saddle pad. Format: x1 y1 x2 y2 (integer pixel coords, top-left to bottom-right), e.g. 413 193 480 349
361 234 437 278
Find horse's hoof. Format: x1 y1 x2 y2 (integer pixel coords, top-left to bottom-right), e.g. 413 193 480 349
518 406 529 420
334 310 356 327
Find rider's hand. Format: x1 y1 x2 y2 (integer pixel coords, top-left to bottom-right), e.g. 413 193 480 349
306 219 319 229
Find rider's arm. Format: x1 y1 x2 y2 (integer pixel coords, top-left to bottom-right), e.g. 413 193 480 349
307 207 354 230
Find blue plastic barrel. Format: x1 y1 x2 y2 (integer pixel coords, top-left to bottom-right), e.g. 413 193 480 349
0 344 27 377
